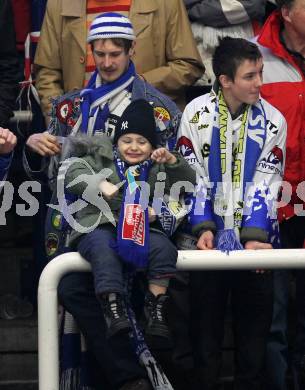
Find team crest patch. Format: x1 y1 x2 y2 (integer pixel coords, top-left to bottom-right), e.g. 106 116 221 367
56 100 73 123
45 233 59 257
168 200 184 216
67 117 76 128
122 204 145 246
73 96 81 110
154 107 171 128
51 211 63 230
189 111 200 124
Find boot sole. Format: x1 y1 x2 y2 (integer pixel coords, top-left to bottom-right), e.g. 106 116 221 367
107 321 132 339
145 333 174 350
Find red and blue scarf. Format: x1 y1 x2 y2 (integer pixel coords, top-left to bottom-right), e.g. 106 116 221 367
113 149 152 268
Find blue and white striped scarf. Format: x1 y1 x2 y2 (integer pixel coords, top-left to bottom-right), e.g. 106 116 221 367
189 89 267 252
79 61 136 135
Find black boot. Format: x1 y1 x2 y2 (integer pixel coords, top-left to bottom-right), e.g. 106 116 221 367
144 291 173 348
101 293 132 338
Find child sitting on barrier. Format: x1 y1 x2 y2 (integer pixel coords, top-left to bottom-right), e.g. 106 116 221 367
63 99 196 346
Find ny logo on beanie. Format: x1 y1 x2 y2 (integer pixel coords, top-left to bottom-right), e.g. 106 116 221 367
121 121 129 130
114 99 159 148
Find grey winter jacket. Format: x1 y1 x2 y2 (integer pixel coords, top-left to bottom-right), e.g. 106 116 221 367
64 135 197 246
184 0 266 27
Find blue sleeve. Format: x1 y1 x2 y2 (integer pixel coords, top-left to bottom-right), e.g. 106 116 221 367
187 185 216 235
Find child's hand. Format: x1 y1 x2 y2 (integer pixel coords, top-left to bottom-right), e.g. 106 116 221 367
148 206 156 222
99 180 119 200
0 128 17 155
197 230 214 250
151 147 177 165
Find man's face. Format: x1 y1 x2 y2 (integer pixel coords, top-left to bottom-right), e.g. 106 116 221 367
283 0 305 39
222 58 263 111
92 39 135 83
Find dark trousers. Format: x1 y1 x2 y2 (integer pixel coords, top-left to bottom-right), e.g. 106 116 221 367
280 217 305 364
280 216 305 389
190 270 273 390
264 270 289 390
58 272 147 389
77 225 177 295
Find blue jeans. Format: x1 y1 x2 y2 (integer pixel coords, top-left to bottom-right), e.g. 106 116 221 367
77 225 177 295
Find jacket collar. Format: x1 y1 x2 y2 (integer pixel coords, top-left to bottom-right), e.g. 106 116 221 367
131 0 157 13
130 0 158 37
62 0 85 17
61 0 86 55
61 0 158 16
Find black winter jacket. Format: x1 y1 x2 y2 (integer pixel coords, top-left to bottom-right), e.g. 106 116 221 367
0 0 20 127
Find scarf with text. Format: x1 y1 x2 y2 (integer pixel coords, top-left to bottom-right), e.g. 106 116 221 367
79 61 135 135
113 149 152 268
186 90 267 253
209 90 267 251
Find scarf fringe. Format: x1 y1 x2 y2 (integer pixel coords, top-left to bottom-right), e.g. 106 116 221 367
215 229 243 254
60 367 95 390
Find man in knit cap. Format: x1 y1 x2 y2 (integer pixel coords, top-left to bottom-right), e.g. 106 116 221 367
28 0 203 126
24 12 187 390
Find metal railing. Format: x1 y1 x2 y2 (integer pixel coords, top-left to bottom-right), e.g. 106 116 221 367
38 249 305 390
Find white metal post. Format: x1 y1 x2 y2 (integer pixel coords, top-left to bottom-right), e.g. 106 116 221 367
38 253 91 390
38 249 305 390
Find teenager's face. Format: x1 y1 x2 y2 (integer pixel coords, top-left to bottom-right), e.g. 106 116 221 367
117 133 153 164
222 58 263 112
92 39 135 83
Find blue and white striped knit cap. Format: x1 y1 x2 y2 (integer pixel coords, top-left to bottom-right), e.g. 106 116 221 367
87 12 135 43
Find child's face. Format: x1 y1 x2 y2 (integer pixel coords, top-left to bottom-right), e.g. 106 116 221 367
117 133 153 164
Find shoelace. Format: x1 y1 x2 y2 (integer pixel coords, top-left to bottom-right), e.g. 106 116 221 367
155 302 163 322
148 300 163 322
110 301 120 319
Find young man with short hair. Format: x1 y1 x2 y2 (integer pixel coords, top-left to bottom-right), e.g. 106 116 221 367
177 37 287 389
31 0 204 121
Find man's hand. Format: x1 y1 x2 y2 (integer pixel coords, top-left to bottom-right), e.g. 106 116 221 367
244 241 273 250
148 206 156 223
244 240 273 274
26 131 61 156
0 128 17 155
151 147 177 164
197 230 214 250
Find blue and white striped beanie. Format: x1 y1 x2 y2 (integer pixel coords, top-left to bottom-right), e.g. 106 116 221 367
87 12 135 43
